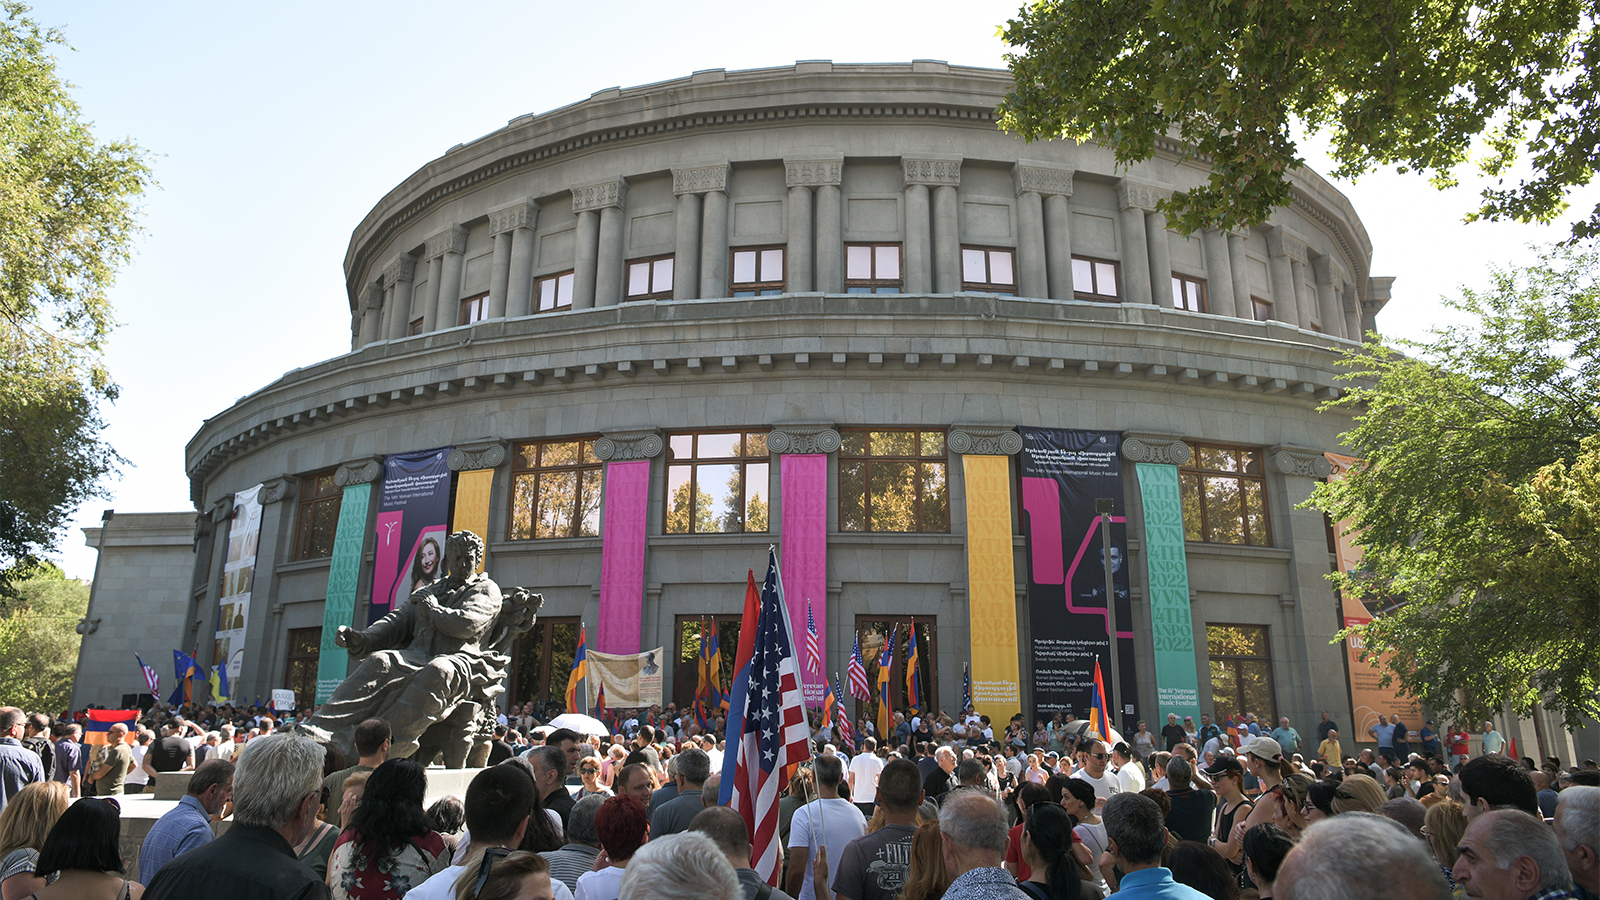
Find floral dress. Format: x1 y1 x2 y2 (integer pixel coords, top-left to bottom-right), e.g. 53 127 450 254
328 829 450 900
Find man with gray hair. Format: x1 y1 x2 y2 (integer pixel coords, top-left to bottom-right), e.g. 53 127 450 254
1553 786 1598 900
1275 811 1451 900
652 747 711 837
1100 792 1210 898
529 743 574 829
620 832 741 900
936 790 1027 900
1451 808 1575 900
144 733 330 899
0 707 43 812
544 793 605 892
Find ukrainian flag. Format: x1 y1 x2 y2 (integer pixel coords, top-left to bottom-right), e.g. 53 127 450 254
565 624 587 713
209 662 229 702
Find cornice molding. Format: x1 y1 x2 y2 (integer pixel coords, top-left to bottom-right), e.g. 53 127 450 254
1118 178 1173 212
1268 444 1333 478
903 156 962 187
1014 161 1075 198
595 430 663 460
448 441 508 471
488 199 539 235
671 163 729 196
382 255 417 288
572 178 628 213
334 456 385 486
424 226 468 260
947 425 1023 456
784 157 844 188
1121 434 1193 466
768 426 842 455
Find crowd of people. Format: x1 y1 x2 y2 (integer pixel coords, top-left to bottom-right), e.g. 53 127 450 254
0 700 1595 900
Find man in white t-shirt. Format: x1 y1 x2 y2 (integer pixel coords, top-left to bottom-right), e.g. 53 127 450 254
1069 739 1121 807
848 738 885 817
786 754 867 900
1111 742 1145 794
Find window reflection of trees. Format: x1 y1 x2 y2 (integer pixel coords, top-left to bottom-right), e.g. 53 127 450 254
665 432 769 534
839 431 947 533
511 618 581 707
1206 624 1275 724
1180 443 1270 545
510 439 603 540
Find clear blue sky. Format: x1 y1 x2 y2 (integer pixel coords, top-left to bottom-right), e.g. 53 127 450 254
35 0 1597 580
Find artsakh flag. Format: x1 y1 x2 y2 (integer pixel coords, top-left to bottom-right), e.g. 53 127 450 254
83 709 138 746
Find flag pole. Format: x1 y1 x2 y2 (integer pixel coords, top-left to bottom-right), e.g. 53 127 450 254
772 545 829 868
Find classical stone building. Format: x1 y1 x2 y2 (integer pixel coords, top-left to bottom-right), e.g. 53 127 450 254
149 60 1411 736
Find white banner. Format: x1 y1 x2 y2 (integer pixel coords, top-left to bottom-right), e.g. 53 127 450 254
587 647 665 708
214 484 263 685
271 689 296 711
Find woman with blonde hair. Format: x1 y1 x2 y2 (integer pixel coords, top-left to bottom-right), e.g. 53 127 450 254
899 821 949 900
1328 773 1387 815
0 782 70 900
1422 800 1468 896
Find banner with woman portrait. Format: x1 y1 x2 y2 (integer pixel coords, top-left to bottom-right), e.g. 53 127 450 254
370 446 453 624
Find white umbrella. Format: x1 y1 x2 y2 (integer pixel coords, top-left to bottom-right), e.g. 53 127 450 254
1063 718 1125 748
546 713 610 736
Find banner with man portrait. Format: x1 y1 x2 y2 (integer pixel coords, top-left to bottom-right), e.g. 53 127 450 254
586 647 666 708
214 483 262 683
1019 428 1138 733
370 446 453 624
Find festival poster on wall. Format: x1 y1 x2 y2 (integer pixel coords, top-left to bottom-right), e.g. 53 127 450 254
213 484 263 683
1135 463 1203 724
317 481 372 704
1018 428 1139 732
586 647 665 708
369 447 453 624
1326 452 1421 736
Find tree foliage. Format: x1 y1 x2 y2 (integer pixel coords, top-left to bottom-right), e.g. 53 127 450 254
0 561 88 713
998 0 1600 238
1308 242 1600 728
0 2 151 574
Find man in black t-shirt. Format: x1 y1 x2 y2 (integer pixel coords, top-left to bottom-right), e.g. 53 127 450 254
1161 713 1188 752
148 724 193 773
833 760 923 900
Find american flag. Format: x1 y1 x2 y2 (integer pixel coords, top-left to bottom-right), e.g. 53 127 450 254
832 675 855 752
847 632 871 700
962 661 972 711
804 600 822 677
135 654 160 697
727 548 811 885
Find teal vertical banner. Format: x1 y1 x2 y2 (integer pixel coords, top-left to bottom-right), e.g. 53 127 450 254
316 481 372 704
1135 463 1203 723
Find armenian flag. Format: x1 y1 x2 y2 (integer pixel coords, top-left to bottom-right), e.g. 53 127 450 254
1089 657 1111 740
905 626 922 716
168 650 199 706
695 619 714 728
876 626 896 738
83 709 138 746
708 624 725 714
566 624 587 713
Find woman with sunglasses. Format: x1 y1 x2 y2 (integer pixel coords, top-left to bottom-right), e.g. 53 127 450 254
577 759 611 800
28 798 141 900
328 759 450 899
1202 756 1252 881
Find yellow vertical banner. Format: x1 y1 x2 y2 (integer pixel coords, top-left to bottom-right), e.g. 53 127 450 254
452 468 494 573
963 454 1021 720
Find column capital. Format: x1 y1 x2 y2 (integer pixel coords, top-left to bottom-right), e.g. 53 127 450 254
1014 160 1075 198
672 162 729 196
572 178 628 213
1266 225 1309 264
1118 177 1173 212
488 199 539 236
362 283 384 310
1267 444 1333 479
334 455 385 486
447 440 508 471
768 425 841 455
259 477 294 505
1120 433 1193 466
948 425 1024 456
1311 254 1348 286
382 255 417 288
903 156 963 187
424 225 468 260
785 156 843 188
595 430 663 460
210 496 234 524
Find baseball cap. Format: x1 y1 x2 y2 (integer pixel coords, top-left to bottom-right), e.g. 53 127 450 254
1244 736 1284 762
1202 755 1243 778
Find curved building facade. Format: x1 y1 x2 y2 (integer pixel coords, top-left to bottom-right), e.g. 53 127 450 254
176 61 1393 733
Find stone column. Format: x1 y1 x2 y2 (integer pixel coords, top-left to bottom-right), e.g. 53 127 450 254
1265 226 1305 328
573 179 628 308
904 157 961 292
427 226 467 332
784 157 842 293
691 165 731 299
1267 446 1339 738
1117 179 1160 305
359 284 383 348
1312 255 1347 339
490 200 538 319
816 182 843 292
572 210 599 311
384 256 416 340
1363 276 1394 339
670 170 703 300
1201 229 1237 318
1146 207 1175 308
1228 231 1253 318
1290 258 1317 331
1015 161 1074 300
1342 280 1361 340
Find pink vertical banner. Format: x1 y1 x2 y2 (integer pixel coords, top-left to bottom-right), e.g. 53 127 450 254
781 453 829 705
597 460 650 655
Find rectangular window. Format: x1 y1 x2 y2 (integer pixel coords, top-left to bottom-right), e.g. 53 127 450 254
960 247 1016 295
665 432 770 534
731 247 785 296
408 318 424 335
845 243 902 293
1171 275 1207 312
838 430 949 533
283 627 321 708
1251 296 1272 322
292 470 342 560
536 271 575 312
1073 256 1121 301
509 617 580 707
1207 624 1276 724
509 438 603 540
459 292 489 326
1179 443 1271 546
626 255 674 300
